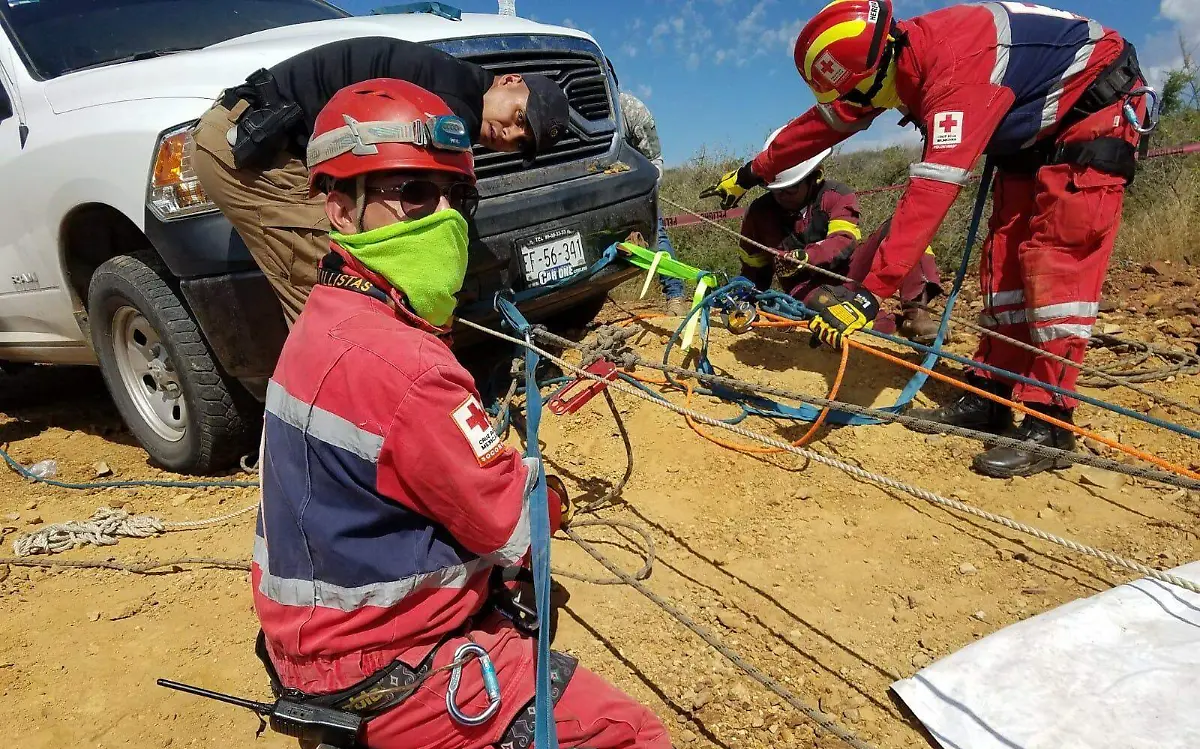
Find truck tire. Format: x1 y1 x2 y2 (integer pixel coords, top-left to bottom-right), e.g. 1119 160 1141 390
87 253 259 474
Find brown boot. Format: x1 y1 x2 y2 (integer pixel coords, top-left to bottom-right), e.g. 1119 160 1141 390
665 297 689 317
899 305 942 345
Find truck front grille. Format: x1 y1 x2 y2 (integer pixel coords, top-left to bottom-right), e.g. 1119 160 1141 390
465 50 616 180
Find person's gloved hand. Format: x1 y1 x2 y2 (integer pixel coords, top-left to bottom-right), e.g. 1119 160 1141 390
699 163 763 210
545 474 573 532
805 285 879 350
779 234 810 267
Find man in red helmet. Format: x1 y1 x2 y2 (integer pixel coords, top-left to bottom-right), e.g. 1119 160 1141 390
191 37 570 324
252 78 669 749
702 1 1153 478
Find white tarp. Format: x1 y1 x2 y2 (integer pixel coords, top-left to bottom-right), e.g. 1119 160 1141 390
891 561 1200 749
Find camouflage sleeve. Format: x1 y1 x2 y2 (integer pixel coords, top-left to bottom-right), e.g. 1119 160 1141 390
619 92 663 171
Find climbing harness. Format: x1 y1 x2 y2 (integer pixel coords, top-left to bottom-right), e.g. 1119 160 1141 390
445 643 503 726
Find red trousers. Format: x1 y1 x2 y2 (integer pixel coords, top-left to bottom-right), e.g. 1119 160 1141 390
975 97 1145 408
360 617 670 749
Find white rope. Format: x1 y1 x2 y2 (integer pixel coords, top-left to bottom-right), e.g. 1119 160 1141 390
11 504 258 557
460 317 1200 596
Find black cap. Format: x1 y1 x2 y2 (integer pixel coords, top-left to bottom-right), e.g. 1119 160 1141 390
523 74 570 155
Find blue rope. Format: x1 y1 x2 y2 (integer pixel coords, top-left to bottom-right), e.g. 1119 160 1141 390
494 296 557 749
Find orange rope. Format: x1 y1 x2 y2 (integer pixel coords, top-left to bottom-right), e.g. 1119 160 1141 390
682 331 849 454
737 311 1200 480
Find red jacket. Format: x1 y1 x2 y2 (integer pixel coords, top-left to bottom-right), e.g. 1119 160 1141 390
751 3 1124 299
252 247 552 695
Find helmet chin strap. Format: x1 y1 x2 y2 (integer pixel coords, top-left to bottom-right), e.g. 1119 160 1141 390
355 175 367 233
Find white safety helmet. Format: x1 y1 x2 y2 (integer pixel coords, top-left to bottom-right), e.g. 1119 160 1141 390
762 125 832 191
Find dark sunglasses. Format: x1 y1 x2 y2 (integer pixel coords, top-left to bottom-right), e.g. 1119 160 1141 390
366 179 480 219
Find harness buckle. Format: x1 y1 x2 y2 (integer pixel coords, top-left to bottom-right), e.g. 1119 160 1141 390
445 643 503 726
546 359 619 415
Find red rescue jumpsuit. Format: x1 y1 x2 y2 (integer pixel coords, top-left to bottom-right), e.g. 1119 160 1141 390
739 185 941 334
252 246 669 749
753 3 1146 407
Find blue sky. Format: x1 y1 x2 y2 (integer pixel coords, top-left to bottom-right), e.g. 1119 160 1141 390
338 0 1200 166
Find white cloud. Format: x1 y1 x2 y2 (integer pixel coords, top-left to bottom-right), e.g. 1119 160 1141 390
632 17 644 32
636 84 654 99
715 49 728 64
686 51 701 70
561 17 579 29
621 43 639 59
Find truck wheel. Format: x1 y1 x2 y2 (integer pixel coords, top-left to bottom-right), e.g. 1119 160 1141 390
87 253 258 474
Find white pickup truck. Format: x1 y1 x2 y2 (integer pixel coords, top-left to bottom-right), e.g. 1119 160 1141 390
0 0 655 474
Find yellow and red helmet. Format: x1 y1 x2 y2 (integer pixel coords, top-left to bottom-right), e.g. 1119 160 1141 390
794 0 894 104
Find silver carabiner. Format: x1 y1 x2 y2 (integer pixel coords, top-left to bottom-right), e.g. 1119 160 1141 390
445 643 503 726
1124 85 1160 135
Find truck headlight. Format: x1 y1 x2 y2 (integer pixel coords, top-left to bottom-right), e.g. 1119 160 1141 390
147 123 217 221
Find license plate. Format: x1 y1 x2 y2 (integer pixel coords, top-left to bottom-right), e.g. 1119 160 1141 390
519 231 587 287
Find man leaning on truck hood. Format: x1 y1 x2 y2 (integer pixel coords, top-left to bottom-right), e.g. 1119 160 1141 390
188 36 570 325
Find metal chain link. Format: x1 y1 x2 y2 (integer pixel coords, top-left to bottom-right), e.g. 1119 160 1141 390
462 318 1200 597
531 327 1200 491
659 196 1200 419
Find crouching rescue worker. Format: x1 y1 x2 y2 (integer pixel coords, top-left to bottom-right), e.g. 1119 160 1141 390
735 126 941 342
702 1 1153 477
190 36 569 325
251 78 670 749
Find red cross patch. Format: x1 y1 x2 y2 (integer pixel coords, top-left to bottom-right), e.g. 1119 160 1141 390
452 395 504 465
814 51 848 88
932 111 963 149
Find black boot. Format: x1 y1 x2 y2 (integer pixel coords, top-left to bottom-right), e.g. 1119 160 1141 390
906 375 1014 435
972 404 1077 478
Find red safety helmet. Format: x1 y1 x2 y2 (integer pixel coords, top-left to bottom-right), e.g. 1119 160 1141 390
794 0 894 105
307 78 474 193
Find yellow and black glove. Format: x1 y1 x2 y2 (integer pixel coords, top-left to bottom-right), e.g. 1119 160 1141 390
806 285 880 350
699 163 763 210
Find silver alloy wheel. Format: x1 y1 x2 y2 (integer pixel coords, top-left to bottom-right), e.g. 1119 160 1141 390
110 306 187 442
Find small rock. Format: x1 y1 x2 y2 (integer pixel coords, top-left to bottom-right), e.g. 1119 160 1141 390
729 683 752 706
94 461 113 478
1142 261 1170 276
751 716 765 728
1164 318 1194 338
1022 587 1048 595
972 610 987 622
1077 467 1127 491
692 690 713 710
678 729 698 744
1143 292 1164 308
958 562 978 576
1098 298 1118 313
24 501 36 511
717 611 749 632
0 565 8 584
1189 315 1200 330
88 611 102 622
1047 499 1072 513
924 434 945 446
912 653 933 668
1038 507 1057 520
951 490 970 501
819 694 842 713
1014 552 1032 563
171 493 194 507
769 642 788 656
792 489 811 501
907 591 932 609
25 515 41 525
843 708 861 723
3 513 18 522
1176 301 1200 315
1101 324 1124 335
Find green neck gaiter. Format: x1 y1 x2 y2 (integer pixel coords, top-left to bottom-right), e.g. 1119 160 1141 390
330 210 469 327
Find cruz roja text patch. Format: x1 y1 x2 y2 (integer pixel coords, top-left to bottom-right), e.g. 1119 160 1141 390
932 112 964 149
452 395 504 465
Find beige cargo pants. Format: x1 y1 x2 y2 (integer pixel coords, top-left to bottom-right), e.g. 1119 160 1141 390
188 100 330 325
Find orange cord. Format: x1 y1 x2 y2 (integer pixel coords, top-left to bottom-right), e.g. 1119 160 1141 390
681 331 849 454
752 311 1200 481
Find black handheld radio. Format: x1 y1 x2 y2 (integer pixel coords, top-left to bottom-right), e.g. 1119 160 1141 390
157 678 363 748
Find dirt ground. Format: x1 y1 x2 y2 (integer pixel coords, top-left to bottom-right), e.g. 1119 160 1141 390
1 264 1198 749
